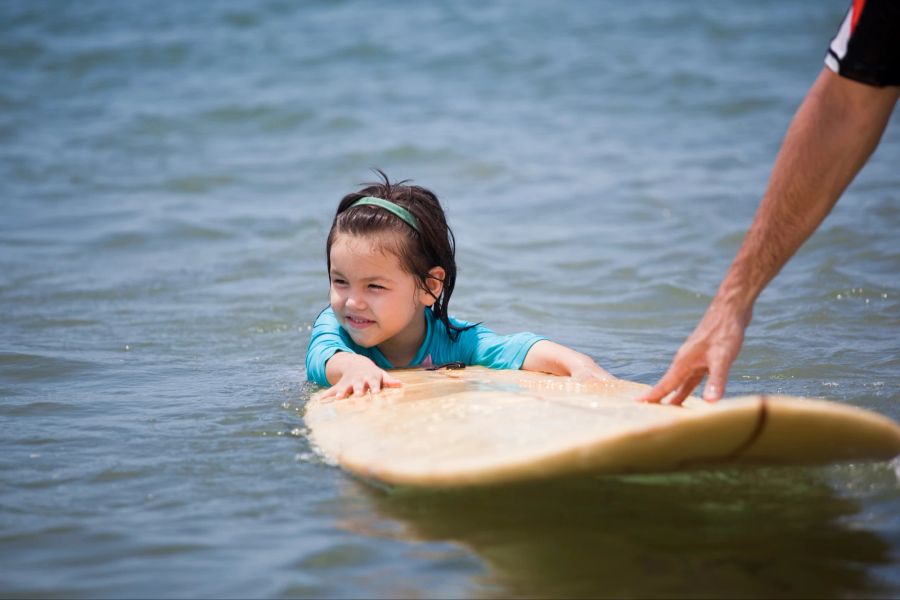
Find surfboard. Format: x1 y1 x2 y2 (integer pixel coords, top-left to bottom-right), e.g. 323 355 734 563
304 366 900 488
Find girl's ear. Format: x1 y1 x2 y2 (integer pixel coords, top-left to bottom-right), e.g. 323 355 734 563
420 266 445 306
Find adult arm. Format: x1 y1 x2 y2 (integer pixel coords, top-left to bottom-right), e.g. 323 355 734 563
640 68 899 405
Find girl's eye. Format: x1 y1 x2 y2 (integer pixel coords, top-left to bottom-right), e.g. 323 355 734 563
368 284 386 290
331 278 348 286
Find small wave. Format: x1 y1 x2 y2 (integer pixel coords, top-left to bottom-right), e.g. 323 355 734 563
222 11 261 29
0 352 100 383
0 39 46 68
88 465 159 484
199 104 314 131
293 543 378 570
164 174 236 194
132 542 212 558
21 317 101 331
0 400 75 417
714 96 780 117
163 219 235 241
44 40 190 80
87 231 147 251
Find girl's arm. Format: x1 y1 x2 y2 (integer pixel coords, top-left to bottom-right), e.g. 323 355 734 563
522 340 614 382
322 352 402 398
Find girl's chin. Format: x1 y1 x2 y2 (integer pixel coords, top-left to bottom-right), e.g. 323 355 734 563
346 330 381 349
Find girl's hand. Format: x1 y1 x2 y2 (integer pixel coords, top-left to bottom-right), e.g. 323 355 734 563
569 361 615 384
323 353 402 399
326 368 402 399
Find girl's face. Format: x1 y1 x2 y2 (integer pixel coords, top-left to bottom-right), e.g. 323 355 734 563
329 232 443 363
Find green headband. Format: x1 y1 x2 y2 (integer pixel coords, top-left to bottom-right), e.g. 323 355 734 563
350 196 420 232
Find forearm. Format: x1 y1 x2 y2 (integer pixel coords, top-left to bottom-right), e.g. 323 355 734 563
717 69 898 317
522 340 611 379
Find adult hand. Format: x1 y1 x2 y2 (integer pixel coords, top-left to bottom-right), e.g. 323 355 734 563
638 300 751 405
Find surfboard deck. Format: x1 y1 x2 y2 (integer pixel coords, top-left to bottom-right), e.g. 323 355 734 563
304 367 900 488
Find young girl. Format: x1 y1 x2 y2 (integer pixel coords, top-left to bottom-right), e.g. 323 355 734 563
306 172 613 398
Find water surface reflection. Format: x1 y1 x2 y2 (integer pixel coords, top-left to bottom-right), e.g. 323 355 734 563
342 468 892 598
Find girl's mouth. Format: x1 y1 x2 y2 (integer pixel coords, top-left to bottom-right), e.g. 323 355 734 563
345 315 375 329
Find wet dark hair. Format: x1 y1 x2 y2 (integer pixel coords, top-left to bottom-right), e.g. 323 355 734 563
326 170 468 340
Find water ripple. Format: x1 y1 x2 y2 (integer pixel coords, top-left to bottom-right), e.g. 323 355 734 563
0 352 100 383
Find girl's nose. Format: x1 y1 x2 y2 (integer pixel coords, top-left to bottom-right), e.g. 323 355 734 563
345 293 366 310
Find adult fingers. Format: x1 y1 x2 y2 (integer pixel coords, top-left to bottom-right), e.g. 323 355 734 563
638 361 693 404
666 372 704 406
702 355 732 402
638 380 675 404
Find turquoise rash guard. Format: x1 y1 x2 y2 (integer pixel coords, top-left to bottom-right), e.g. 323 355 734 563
305 307 546 386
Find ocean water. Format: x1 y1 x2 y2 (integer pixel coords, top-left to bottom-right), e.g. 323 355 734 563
1 1 898 597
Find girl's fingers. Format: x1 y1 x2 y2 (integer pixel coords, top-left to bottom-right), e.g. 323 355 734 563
588 366 615 382
367 371 404 392
327 371 404 399
383 372 403 387
324 385 347 399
